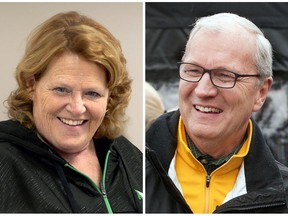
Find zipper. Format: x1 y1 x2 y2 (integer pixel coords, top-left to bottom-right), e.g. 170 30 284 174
100 150 113 213
100 180 113 213
205 175 211 213
196 158 212 213
65 150 113 213
206 175 211 187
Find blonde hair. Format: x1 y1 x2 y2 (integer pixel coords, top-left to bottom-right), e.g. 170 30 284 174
145 82 165 130
6 11 131 139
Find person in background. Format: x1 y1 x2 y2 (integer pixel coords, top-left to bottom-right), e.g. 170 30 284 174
145 81 165 130
0 11 142 213
146 12 288 213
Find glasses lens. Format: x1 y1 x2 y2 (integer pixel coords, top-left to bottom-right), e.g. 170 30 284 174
179 64 203 82
211 69 236 88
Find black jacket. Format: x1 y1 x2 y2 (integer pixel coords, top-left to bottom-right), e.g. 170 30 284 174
146 110 288 213
0 119 142 213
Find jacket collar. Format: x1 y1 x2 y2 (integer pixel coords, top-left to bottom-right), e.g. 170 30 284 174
147 111 287 212
146 110 180 171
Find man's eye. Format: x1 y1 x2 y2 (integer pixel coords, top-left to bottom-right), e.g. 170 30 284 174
215 71 235 81
186 69 202 76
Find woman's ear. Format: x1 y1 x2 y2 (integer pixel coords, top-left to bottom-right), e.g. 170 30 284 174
25 76 36 100
253 77 273 112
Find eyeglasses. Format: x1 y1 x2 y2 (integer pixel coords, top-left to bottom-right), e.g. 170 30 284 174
178 62 261 89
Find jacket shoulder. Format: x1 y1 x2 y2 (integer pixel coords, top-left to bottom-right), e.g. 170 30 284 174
112 136 142 158
111 135 143 181
146 110 179 140
146 110 180 171
276 161 288 187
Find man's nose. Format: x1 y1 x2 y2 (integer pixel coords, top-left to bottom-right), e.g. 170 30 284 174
194 73 218 97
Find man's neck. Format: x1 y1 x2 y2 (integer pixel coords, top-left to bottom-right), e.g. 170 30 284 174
187 130 247 159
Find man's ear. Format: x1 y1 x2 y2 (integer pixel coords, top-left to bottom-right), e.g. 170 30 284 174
253 77 273 112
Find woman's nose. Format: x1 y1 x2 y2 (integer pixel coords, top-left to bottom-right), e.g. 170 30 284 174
66 93 86 115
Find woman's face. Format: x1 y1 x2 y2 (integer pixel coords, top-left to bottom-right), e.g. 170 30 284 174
30 52 109 154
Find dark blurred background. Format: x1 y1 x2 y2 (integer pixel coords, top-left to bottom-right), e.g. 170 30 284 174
146 2 288 165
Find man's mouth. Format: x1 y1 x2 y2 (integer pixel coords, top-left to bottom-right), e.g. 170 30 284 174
194 105 222 113
58 117 87 126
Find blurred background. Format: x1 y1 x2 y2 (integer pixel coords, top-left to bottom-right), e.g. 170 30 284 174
146 2 288 164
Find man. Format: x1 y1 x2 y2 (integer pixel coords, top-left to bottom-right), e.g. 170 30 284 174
146 12 288 213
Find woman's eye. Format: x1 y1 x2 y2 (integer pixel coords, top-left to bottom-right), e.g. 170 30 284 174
86 91 100 98
53 87 69 95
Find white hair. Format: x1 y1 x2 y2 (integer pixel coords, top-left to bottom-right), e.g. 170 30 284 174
183 12 273 78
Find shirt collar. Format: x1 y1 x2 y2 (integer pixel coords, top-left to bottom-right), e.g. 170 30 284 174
186 132 246 174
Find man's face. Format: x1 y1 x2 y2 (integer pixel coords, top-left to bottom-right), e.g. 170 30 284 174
179 29 272 145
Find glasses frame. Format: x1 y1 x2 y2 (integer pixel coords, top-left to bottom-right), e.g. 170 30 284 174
177 62 261 89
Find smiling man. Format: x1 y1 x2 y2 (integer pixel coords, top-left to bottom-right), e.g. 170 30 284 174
146 12 288 213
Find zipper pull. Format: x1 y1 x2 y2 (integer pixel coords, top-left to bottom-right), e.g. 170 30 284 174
100 181 113 213
100 182 107 197
206 175 211 187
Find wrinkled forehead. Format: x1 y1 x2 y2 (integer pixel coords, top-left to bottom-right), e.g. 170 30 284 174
185 26 256 57
190 21 256 42
183 27 257 72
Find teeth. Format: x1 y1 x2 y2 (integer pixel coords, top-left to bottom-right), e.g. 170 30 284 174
195 105 222 113
60 118 84 126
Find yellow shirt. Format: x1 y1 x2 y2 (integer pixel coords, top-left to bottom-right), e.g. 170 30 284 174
175 116 252 213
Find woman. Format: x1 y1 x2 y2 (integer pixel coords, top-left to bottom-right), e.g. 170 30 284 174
145 81 165 130
0 11 142 213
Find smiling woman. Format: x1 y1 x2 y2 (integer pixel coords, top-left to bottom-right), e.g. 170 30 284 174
30 52 109 156
0 11 142 213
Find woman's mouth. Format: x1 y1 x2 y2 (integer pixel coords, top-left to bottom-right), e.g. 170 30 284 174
58 117 87 126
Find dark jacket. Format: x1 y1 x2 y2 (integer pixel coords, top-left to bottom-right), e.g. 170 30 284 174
0 119 142 213
146 110 288 213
